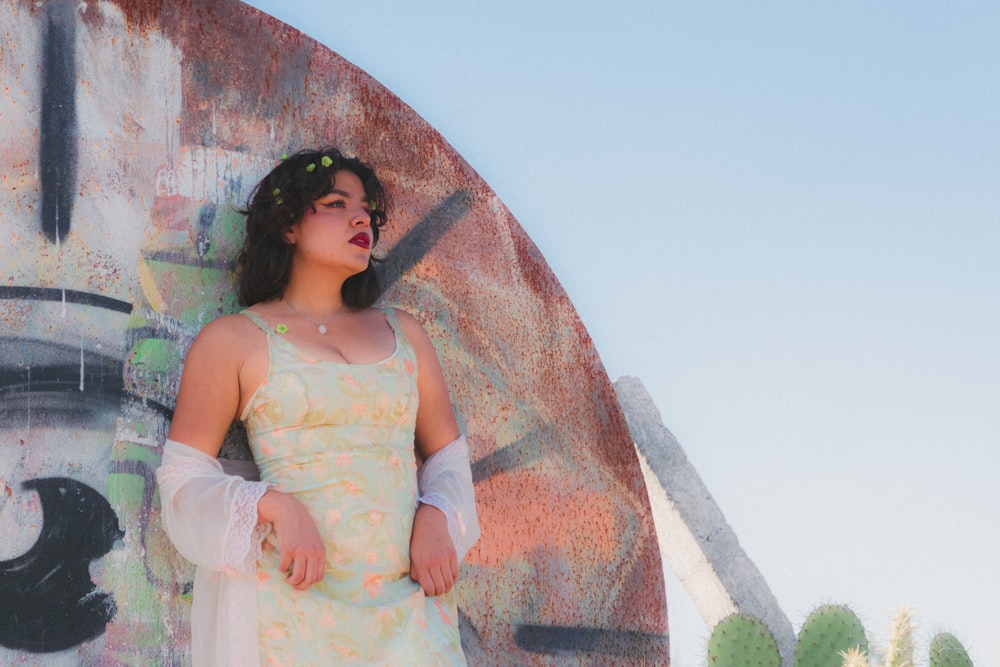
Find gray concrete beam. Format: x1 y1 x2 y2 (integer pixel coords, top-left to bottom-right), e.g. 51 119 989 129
614 376 796 666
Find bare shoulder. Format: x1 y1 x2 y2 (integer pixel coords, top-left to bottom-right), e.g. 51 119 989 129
170 312 266 451
196 311 259 340
390 308 433 348
182 312 267 376
186 312 250 354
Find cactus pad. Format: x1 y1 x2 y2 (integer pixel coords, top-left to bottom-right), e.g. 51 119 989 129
706 612 782 667
929 632 974 667
794 604 869 667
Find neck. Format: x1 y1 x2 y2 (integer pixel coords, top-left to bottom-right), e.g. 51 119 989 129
281 270 346 315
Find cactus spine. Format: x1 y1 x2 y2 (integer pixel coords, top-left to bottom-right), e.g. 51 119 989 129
840 646 872 667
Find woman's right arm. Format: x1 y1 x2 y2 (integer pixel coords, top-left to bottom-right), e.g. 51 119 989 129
157 317 268 573
168 316 247 457
159 317 325 588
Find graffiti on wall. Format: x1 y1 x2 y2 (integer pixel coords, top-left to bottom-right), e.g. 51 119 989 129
0 0 669 663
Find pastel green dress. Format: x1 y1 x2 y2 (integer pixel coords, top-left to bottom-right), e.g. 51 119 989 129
240 309 466 666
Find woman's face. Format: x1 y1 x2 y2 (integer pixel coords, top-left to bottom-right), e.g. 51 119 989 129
285 170 373 277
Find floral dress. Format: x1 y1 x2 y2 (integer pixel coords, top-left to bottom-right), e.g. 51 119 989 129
240 309 466 666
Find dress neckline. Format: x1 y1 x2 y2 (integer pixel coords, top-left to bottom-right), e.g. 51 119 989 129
240 308 401 368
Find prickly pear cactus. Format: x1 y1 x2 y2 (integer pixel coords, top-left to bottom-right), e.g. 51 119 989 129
706 612 782 667
929 632 974 667
794 604 868 667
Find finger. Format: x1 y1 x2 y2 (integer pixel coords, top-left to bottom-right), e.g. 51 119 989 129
410 559 430 583
416 569 435 597
293 560 311 590
279 550 294 574
429 566 447 597
415 569 429 595
441 565 456 594
302 556 323 589
287 558 306 587
293 560 313 591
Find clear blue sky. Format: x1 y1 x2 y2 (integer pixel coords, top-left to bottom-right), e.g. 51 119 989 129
245 2 999 664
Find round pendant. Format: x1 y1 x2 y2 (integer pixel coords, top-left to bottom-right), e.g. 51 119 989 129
318 324 327 334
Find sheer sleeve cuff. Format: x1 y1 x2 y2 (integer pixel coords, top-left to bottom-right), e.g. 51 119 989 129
157 438 271 574
417 434 480 562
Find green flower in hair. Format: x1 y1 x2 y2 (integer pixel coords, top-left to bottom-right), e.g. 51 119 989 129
369 200 377 212
280 154 289 161
272 188 281 196
320 156 333 168
306 163 316 172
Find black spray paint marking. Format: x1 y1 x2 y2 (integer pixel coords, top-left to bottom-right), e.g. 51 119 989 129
515 624 669 657
0 286 132 314
380 190 471 291
0 478 124 653
0 297 128 652
470 430 547 483
0 340 125 403
39 0 78 244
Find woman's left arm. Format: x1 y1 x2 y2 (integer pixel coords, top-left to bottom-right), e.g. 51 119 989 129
395 309 479 596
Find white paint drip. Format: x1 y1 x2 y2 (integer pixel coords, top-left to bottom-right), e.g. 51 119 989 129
79 328 85 391
25 366 31 436
61 287 67 317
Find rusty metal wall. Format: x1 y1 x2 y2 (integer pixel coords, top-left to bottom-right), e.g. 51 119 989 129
0 0 669 664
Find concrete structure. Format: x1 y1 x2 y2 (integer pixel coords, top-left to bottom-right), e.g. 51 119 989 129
615 376 796 666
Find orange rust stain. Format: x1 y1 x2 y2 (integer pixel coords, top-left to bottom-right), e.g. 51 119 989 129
468 467 622 569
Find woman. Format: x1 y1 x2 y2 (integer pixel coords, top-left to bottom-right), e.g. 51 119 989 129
156 148 479 666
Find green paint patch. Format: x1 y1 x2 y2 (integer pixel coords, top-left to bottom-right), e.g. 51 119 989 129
129 338 181 373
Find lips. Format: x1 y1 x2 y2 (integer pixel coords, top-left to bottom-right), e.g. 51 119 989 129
349 233 371 249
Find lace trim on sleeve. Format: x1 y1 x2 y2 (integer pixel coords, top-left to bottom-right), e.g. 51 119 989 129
221 480 271 574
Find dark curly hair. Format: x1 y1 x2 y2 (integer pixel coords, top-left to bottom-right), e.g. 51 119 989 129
236 147 389 308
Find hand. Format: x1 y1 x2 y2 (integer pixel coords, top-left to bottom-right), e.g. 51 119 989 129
409 503 458 596
258 490 326 591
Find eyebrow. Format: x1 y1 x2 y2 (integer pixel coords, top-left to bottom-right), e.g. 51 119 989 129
326 188 371 207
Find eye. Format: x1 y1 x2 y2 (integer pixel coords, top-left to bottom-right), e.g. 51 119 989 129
323 199 346 208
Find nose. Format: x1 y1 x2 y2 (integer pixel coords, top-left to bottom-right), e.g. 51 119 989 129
352 206 371 227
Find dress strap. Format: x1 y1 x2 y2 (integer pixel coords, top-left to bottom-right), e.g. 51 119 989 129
380 306 418 364
237 310 272 424
380 306 402 332
240 309 273 335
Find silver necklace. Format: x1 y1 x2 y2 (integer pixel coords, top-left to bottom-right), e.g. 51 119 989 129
284 300 342 334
